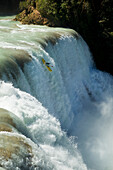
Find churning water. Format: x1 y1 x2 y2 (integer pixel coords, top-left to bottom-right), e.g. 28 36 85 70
0 16 113 170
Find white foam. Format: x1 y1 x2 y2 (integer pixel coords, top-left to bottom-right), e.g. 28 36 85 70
1 18 113 170
0 81 86 170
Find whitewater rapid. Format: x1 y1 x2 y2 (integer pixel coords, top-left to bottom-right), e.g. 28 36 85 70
0 16 113 170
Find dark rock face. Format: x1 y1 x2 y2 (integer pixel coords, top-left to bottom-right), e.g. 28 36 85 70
0 0 21 15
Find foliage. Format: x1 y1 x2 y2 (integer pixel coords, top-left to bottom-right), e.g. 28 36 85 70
19 1 28 11
19 0 36 11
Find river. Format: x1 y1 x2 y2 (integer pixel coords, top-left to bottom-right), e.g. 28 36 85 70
0 16 113 170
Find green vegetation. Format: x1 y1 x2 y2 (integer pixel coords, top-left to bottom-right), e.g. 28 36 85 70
19 0 36 10
17 0 113 75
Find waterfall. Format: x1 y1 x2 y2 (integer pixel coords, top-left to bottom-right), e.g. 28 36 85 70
0 16 113 170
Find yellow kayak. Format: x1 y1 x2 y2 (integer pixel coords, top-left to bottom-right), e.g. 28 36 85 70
42 58 52 72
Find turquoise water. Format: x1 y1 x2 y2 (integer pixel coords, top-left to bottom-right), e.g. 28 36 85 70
0 16 113 170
